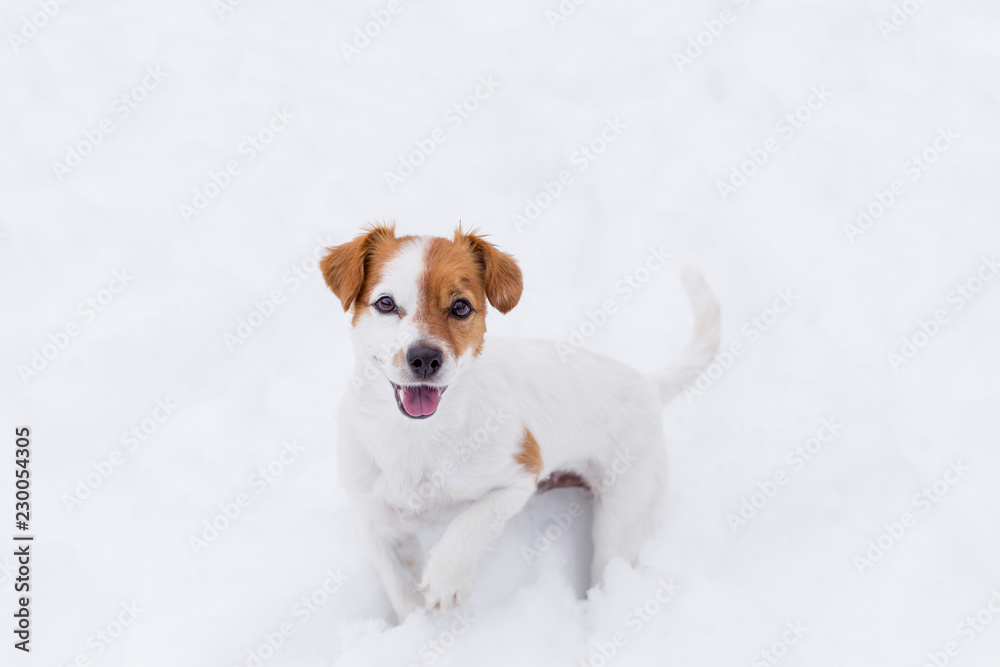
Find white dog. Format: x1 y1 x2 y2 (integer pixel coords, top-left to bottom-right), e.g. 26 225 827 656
321 224 719 620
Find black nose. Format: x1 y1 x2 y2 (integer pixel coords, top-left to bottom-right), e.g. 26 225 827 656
406 345 444 379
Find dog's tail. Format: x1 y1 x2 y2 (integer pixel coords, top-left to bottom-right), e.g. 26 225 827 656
656 268 721 404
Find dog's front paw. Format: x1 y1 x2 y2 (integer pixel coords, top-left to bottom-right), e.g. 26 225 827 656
419 553 474 612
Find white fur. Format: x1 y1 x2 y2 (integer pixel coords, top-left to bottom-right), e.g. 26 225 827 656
335 251 720 620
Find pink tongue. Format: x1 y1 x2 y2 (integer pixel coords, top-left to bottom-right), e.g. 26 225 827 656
401 386 440 416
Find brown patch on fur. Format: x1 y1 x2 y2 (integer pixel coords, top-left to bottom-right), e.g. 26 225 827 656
457 227 522 314
392 348 405 366
414 227 522 360
515 428 543 478
319 223 417 324
417 237 488 359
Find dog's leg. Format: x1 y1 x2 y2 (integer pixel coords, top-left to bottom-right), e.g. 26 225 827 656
420 478 535 612
366 521 425 621
590 442 666 584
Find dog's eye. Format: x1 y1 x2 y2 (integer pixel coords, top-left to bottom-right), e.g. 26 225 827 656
450 299 472 319
374 296 396 313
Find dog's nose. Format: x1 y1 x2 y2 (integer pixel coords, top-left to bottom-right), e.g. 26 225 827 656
407 345 444 379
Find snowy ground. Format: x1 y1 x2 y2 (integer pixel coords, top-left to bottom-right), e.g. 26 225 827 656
3 0 1000 665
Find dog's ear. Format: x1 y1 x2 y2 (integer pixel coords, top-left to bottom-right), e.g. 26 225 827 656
321 224 396 312
456 227 522 314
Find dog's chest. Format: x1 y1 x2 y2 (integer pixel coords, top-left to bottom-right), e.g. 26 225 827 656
364 441 502 524
344 393 520 524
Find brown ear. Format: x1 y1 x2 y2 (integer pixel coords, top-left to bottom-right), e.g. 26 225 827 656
456 227 522 314
321 224 396 311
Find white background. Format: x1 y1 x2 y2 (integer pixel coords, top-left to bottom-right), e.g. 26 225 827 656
3 0 1000 666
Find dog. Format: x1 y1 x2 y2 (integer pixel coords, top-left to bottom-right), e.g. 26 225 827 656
320 223 719 620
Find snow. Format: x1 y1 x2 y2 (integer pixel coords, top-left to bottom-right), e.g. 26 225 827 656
2 0 1000 665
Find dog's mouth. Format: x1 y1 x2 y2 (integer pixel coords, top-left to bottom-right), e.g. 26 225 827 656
391 382 446 419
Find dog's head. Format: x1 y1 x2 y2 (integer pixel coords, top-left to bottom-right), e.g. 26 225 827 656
321 223 521 420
